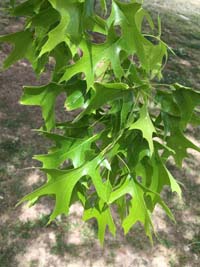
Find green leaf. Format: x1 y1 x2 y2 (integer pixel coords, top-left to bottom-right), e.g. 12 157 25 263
109 0 164 74
39 0 83 57
83 199 116 245
160 111 200 166
10 0 15 8
64 80 86 111
135 8 154 31
19 155 111 221
12 0 42 16
123 179 152 238
100 0 107 13
120 92 134 128
137 180 176 222
149 155 182 199
164 167 182 198
19 167 86 222
20 83 63 131
129 104 156 155
156 90 180 117
77 82 130 119
146 41 167 78
109 1 143 56
35 131 100 168
60 25 127 87
31 5 60 34
108 176 152 239
173 83 200 129
190 111 200 126
166 129 200 166
0 30 35 69
2 0 200 245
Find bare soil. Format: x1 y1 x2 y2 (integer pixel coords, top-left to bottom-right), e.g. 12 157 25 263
0 1 200 267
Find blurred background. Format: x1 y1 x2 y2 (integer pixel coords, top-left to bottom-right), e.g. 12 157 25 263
0 1 200 266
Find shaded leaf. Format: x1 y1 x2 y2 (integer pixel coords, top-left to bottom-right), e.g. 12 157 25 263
0 30 35 69
20 83 63 131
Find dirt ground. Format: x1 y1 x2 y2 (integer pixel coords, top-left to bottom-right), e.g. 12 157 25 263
0 1 200 267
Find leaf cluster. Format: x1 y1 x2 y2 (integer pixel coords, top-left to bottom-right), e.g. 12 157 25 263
1 0 200 244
